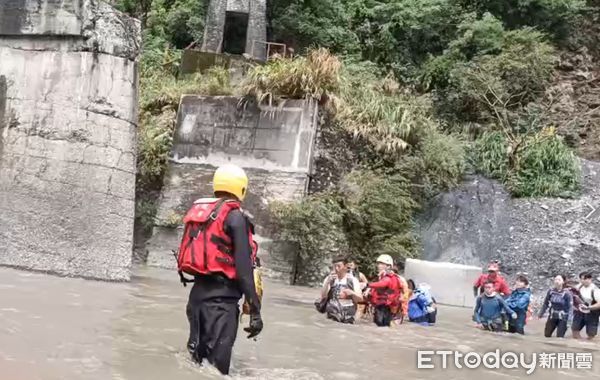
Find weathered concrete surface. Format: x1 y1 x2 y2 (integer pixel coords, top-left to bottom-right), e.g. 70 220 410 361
0 0 84 35
147 96 318 272
201 0 267 60
405 258 482 308
419 159 600 294
0 1 141 281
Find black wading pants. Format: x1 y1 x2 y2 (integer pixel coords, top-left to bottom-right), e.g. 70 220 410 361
374 305 393 327
544 317 568 338
187 294 240 375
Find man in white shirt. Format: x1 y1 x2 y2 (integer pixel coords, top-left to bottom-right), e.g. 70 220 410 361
572 271 600 340
320 256 363 324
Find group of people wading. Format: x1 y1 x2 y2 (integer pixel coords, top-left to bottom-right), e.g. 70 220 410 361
173 164 599 376
473 262 600 339
315 255 437 327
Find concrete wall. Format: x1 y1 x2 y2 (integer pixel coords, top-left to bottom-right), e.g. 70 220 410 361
0 0 84 35
201 0 267 60
0 1 141 281
405 258 482 308
147 96 318 271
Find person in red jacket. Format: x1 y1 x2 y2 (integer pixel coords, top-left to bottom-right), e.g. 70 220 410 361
367 254 402 327
473 262 511 297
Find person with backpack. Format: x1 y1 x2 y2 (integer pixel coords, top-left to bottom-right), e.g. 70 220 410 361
365 254 402 327
572 272 600 340
474 280 517 332
318 256 363 324
177 164 262 375
505 275 531 335
538 275 572 338
408 282 437 326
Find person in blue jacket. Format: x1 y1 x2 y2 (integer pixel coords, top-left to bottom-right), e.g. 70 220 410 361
408 282 436 325
474 280 517 332
505 275 531 335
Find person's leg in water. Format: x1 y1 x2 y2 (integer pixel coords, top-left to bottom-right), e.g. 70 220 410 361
196 298 240 375
427 309 437 325
584 311 599 340
557 318 568 338
481 320 495 331
374 305 393 327
544 317 559 337
509 310 526 334
186 294 199 354
572 311 585 339
490 317 504 332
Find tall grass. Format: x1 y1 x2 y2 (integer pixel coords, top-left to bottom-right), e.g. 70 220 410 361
242 48 342 104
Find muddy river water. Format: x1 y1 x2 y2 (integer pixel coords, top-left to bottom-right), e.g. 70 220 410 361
1 266 599 380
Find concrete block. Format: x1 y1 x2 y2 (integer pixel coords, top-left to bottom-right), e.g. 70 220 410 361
146 96 319 280
0 0 85 36
0 1 140 281
404 258 482 308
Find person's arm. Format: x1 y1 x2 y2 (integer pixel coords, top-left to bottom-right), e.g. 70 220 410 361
321 277 332 300
359 273 368 284
368 276 392 289
500 280 511 296
590 289 600 310
538 290 551 318
565 291 573 317
227 210 261 314
499 297 515 316
515 292 531 310
473 276 482 297
474 296 482 323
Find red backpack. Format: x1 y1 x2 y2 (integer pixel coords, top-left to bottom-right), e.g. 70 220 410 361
177 198 255 282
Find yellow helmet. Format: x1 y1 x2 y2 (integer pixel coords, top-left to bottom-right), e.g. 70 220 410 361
212 164 248 201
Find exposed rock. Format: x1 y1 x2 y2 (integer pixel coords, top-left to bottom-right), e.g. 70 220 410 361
419 159 600 296
548 49 600 160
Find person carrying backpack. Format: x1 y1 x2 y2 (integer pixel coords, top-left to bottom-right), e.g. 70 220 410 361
408 282 437 326
366 255 402 327
538 275 572 338
474 280 517 332
317 256 363 324
505 275 531 335
177 164 262 375
572 271 600 340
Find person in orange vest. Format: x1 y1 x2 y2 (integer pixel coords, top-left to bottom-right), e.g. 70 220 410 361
177 164 262 375
366 254 402 327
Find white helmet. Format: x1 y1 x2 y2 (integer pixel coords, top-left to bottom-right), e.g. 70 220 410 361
376 254 394 266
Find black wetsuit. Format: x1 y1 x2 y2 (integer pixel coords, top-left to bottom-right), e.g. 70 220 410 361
186 209 261 375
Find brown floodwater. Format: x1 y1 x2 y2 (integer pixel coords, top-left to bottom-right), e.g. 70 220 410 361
0 266 598 380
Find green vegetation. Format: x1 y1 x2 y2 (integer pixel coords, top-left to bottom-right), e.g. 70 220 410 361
473 129 580 197
113 0 593 274
242 48 341 104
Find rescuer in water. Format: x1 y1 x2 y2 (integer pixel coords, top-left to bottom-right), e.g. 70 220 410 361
366 254 402 327
177 164 263 375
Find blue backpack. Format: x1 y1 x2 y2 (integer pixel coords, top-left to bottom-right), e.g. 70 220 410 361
408 290 430 320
